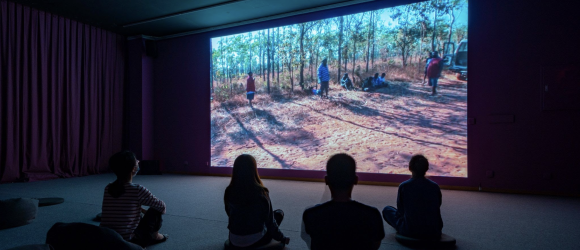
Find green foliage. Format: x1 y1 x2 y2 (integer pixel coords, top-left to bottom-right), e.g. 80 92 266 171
210 0 467 95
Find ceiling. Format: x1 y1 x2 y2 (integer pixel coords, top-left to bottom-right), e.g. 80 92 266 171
11 0 374 39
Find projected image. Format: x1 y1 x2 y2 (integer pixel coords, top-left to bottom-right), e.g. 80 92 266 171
211 0 468 177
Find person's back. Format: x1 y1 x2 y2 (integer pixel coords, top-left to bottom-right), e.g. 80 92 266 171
397 177 442 238
225 154 288 248
304 200 384 250
427 57 443 79
101 151 167 247
303 154 384 250
383 155 442 240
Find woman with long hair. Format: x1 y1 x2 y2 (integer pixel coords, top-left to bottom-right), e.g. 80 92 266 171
101 151 168 247
224 154 290 248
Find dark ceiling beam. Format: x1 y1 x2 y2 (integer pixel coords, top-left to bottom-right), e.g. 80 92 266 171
157 0 375 40
122 0 249 28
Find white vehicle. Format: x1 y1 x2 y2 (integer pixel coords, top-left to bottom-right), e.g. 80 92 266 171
443 39 468 80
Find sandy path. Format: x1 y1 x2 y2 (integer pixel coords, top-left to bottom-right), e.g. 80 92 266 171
211 74 467 177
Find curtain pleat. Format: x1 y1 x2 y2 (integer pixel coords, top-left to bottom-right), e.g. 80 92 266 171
0 0 125 182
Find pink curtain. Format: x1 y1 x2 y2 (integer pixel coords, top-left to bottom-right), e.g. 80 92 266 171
0 0 125 182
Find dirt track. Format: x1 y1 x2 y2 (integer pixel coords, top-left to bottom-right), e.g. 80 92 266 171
211 74 467 177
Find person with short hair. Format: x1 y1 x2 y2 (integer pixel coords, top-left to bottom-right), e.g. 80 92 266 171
340 73 354 91
303 154 385 250
101 151 167 247
382 155 443 240
246 72 256 106
318 59 330 98
224 154 290 248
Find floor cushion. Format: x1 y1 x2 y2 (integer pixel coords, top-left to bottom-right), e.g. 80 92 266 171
37 198 64 207
0 198 39 229
6 244 53 250
46 222 143 250
395 233 456 249
224 239 285 250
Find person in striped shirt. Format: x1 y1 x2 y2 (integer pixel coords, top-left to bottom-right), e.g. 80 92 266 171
100 151 168 247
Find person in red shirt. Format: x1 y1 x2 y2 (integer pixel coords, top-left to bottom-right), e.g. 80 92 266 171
427 51 444 95
246 72 256 107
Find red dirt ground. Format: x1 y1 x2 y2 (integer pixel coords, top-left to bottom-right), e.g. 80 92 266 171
211 73 467 177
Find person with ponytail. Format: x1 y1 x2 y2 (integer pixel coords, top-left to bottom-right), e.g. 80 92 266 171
224 154 290 248
100 151 168 247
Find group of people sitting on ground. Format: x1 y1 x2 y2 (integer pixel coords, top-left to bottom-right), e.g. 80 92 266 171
340 72 389 92
98 151 443 250
361 72 389 92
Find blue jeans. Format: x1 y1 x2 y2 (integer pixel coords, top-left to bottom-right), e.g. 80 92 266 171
429 78 439 88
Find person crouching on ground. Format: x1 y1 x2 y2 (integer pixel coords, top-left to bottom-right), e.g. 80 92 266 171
303 154 384 250
382 155 443 240
317 59 330 98
101 151 168 247
246 72 256 106
224 154 290 248
341 73 354 91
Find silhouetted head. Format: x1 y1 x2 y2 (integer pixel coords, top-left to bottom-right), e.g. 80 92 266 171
322 58 328 66
109 151 139 179
108 151 139 198
381 73 386 77
374 73 379 78
325 153 358 190
248 72 253 76
409 154 429 177
225 154 268 203
432 51 439 58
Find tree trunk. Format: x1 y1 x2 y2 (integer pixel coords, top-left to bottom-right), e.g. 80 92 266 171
447 8 455 44
432 0 439 51
365 12 373 72
267 29 271 94
277 27 280 85
259 32 263 79
337 16 343 84
299 24 305 89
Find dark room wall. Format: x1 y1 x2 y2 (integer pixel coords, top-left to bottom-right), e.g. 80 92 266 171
150 0 580 195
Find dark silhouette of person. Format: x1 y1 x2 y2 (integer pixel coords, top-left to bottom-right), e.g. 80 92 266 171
101 151 167 247
382 155 443 240
224 154 290 248
303 154 385 250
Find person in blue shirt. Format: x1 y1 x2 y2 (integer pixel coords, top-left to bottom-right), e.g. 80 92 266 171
382 155 443 240
317 58 330 99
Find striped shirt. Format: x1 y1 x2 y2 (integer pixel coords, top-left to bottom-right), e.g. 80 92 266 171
100 183 166 240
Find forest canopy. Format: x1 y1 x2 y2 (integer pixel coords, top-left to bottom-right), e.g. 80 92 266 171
210 0 467 100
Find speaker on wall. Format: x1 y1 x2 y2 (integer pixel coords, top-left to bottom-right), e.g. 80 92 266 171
142 38 158 58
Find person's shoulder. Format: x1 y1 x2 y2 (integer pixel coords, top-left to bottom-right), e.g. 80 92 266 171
130 183 148 191
351 200 380 213
426 178 441 188
399 178 414 187
304 200 335 215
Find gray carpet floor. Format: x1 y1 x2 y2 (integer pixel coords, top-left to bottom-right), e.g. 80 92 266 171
1 174 579 250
